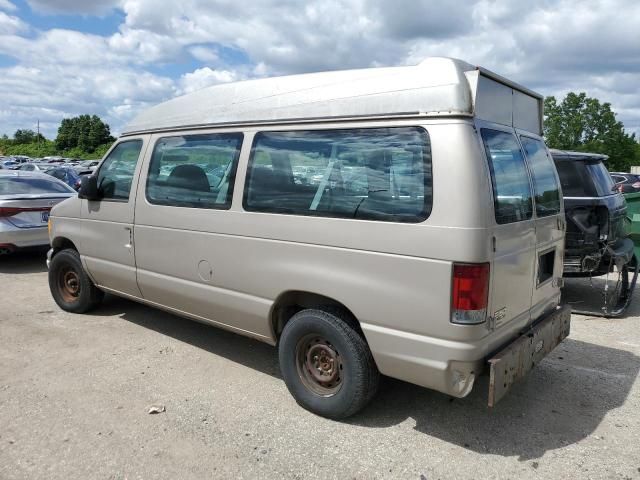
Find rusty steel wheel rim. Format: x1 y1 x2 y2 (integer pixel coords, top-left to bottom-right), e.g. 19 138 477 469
295 334 343 396
58 267 80 303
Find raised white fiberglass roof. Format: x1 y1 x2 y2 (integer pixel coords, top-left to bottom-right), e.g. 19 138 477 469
123 57 542 135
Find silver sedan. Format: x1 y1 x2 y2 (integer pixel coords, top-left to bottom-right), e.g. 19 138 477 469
0 171 76 255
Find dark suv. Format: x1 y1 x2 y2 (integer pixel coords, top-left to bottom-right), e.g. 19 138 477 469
551 149 637 315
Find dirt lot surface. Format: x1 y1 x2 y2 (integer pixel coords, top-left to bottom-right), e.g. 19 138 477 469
1 251 640 480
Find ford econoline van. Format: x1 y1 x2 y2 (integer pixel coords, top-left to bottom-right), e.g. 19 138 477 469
47 57 570 418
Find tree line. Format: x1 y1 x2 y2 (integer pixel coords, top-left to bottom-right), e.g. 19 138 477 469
544 93 639 172
0 114 115 159
1 94 639 169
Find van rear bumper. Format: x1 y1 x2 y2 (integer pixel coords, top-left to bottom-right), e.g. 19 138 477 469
487 304 571 406
361 304 571 403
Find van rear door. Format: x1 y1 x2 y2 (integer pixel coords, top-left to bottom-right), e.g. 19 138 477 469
480 126 536 330
519 135 564 318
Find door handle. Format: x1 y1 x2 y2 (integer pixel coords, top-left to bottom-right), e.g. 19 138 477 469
124 226 133 249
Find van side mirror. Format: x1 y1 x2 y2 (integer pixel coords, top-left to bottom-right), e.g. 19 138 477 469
78 175 101 200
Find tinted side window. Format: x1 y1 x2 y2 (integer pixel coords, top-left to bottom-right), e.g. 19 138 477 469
520 137 561 217
146 133 243 209
481 129 533 224
96 140 143 201
244 127 432 223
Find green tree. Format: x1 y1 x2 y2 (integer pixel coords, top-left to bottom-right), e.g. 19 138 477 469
544 92 639 171
13 129 45 144
55 115 114 153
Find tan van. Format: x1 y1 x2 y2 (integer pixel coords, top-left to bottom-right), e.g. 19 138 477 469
47 57 570 418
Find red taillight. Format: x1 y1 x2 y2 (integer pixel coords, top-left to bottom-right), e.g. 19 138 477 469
0 207 51 217
452 263 489 324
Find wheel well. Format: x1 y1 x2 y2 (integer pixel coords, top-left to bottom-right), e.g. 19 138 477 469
51 237 78 253
270 291 364 341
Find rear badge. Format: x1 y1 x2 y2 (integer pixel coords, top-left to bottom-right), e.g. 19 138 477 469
493 307 506 327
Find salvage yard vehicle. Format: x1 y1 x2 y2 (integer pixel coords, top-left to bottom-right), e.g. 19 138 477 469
610 172 640 194
47 57 570 418
551 149 637 316
17 163 48 173
0 170 76 255
44 166 93 191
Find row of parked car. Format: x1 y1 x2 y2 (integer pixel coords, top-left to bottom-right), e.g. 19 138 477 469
0 156 100 191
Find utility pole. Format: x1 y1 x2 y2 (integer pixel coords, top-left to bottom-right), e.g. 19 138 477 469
37 119 40 149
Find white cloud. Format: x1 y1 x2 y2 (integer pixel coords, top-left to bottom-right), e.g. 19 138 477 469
0 11 27 34
108 27 182 63
178 67 241 95
0 60 174 137
0 0 16 12
1 0 639 139
189 45 218 64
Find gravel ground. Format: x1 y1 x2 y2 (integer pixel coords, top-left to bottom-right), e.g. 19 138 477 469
1 251 639 480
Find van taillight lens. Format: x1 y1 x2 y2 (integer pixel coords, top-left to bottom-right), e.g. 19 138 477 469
451 263 489 325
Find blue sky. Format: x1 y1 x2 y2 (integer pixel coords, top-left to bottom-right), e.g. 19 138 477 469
1 0 639 139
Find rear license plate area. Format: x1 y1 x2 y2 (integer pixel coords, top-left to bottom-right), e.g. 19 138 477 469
41 211 50 223
487 304 571 407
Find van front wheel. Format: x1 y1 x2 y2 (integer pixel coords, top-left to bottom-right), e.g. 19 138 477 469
278 309 379 419
49 249 104 313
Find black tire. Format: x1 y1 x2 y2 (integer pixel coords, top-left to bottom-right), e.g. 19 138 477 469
48 248 104 313
278 309 379 419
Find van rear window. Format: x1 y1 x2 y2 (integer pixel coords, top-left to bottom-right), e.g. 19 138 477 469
243 127 432 223
520 136 561 217
481 129 533 224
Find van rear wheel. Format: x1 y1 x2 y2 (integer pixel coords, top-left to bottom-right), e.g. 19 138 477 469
279 309 379 419
49 249 104 313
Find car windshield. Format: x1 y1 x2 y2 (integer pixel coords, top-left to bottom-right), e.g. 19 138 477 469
0 176 75 195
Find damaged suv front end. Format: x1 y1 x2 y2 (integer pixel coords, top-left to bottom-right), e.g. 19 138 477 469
552 149 637 316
